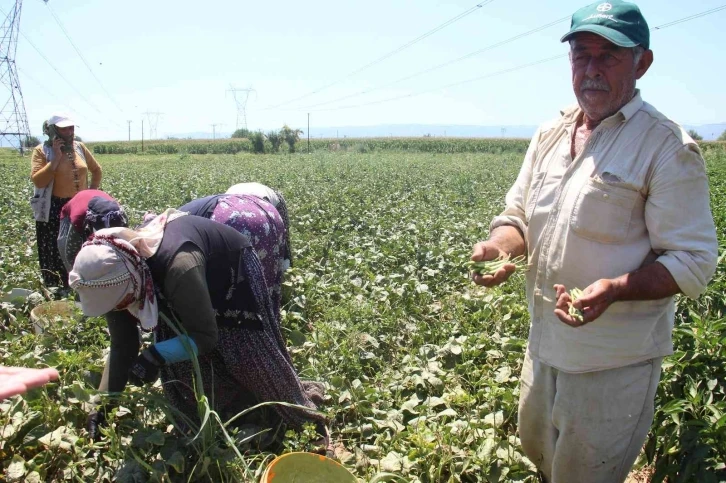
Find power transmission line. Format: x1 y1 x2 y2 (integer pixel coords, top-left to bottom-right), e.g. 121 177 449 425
0 5 127 132
263 0 495 110
0 4 124 128
301 5 726 113
42 1 125 113
17 65 118 133
651 4 726 29
299 14 570 110
311 53 567 112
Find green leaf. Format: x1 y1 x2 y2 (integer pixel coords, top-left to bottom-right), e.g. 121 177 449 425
38 426 78 451
380 451 403 472
145 430 165 446
24 472 42 483
70 382 90 402
425 396 446 408
484 411 505 428
329 375 345 388
289 329 306 347
400 395 420 414
369 473 409 483
115 460 147 483
6 455 26 481
495 366 512 383
437 408 457 418
166 452 185 473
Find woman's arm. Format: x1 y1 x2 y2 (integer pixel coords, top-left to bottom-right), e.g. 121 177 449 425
30 145 58 188
161 247 218 357
82 144 102 189
128 249 216 384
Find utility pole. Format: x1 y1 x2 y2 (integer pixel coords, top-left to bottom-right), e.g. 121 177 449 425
211 124 218 140
227 85 255 131
0 0 31 155
307 113 310 154
127 120 132 141
141 119 144 152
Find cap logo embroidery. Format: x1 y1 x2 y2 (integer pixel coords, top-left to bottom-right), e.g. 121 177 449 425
597 3 612 12
584 12 619 22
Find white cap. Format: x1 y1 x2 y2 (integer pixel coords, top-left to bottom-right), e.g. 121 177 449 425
47 113 77 128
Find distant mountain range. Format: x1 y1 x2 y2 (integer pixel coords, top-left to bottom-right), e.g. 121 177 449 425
174 122 725 142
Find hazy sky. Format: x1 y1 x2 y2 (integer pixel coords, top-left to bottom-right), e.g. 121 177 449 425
7 0 725 141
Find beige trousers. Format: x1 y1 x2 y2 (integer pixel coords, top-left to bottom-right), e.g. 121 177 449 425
518 352 662 483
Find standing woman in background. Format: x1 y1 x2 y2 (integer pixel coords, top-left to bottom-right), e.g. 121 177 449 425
30 114 102 288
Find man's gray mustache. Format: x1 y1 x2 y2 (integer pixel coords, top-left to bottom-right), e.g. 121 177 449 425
581 79 610 91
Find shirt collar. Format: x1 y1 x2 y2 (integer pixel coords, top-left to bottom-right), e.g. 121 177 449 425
618 89 643 121
560 89 644 125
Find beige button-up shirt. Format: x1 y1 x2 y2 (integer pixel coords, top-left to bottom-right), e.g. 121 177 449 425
491 91 718 373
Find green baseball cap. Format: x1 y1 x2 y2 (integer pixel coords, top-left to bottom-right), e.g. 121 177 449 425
561 1 650 49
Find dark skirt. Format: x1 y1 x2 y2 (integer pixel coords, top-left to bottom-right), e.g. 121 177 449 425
35 196 71 287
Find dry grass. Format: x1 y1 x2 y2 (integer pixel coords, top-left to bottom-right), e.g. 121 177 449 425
625 466 655 483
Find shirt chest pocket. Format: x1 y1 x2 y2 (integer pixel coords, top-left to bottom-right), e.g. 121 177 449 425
570 178 642 244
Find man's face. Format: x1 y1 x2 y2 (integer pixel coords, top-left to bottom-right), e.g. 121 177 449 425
570 32 651 122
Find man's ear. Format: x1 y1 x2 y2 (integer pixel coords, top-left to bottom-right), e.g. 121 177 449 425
635 49 654 80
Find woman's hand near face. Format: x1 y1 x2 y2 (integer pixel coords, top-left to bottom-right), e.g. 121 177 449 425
50 137 65 169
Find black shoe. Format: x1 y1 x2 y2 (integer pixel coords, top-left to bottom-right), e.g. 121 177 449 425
86 409 107 441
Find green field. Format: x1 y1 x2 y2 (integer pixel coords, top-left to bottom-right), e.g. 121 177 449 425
1 141 725 482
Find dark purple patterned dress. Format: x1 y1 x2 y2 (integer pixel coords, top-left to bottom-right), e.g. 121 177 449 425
210 195 286 323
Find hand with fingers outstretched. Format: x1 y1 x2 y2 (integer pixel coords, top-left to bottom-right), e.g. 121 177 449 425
0 366 59 400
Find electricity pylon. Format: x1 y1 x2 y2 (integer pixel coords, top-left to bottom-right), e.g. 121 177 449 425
142 111 162 139
0 0 31 154
227 85 255 131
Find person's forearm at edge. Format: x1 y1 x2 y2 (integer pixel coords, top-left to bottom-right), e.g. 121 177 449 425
610 261 681 302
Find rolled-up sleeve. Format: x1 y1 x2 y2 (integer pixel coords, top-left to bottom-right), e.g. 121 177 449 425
646 144 718 298
489 128 541 237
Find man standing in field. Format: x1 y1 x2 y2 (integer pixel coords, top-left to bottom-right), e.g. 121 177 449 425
470 1 718 481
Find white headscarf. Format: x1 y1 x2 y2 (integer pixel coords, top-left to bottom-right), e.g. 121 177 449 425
68 235 159 330
226 183 280 207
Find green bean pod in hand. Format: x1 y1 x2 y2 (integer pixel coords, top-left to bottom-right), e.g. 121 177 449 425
464 255 527 276
568 287 585 323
